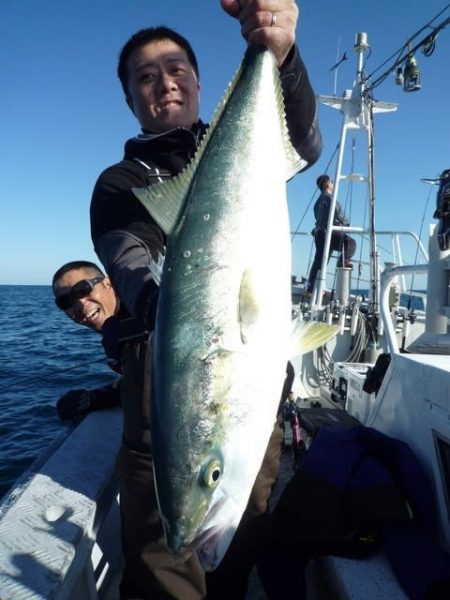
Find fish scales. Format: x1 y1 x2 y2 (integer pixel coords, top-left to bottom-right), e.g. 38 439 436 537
133 45 305 571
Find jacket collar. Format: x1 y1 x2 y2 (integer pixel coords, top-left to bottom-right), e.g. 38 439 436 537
123 120 208 173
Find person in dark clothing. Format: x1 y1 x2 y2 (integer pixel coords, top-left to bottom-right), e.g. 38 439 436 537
53 260 205 599
432 168 450 220
306 173 356 295
89 2 322 598
52 260 122 421
53 259 151 423
432 168 450 251
280 361 296 452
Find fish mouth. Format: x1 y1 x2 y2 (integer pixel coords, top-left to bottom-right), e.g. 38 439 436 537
195 529 223 571
162 491 232 571
194 519 236 572
192 492 240 572
164 510 231 572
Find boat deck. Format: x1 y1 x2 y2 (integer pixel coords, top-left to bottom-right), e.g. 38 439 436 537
246 391 410 600
0 394 412 599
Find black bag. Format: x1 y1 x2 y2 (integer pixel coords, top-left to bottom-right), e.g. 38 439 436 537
363 353 391 395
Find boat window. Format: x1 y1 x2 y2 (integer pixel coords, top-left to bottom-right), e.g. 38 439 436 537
434 433 450 524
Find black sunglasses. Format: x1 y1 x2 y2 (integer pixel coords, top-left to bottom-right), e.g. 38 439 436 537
55 276 105 311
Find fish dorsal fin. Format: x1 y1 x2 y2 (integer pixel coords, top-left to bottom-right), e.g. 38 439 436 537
270 56 308 180
219 45 306 179
132 160 192 236
131 47 252 236
290 319 340 357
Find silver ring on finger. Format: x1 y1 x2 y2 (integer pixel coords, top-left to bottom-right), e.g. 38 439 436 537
270 12 277 27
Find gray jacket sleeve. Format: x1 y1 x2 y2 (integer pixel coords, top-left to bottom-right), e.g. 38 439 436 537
96 229 163 326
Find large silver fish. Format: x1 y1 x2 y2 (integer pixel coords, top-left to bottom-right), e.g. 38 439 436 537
133 45 336 571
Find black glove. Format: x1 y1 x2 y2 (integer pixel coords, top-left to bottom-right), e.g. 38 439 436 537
56 389 93 421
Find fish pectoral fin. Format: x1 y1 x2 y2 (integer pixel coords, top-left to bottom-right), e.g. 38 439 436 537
238 269 261 344
289 319 340 357
133 167 193 235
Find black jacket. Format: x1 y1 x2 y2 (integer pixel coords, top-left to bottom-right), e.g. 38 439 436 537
313 191 349 232
90 46 322 327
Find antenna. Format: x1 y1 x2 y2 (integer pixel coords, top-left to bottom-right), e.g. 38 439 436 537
330 39 348 96
333 37 341 95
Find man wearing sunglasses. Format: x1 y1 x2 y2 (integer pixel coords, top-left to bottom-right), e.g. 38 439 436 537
53 264 116 328
52 261 122 420
52 260 148 421
52 260 152 420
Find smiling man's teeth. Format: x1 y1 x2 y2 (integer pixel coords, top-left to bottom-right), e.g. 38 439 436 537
162 100 180 108
85 308 100 321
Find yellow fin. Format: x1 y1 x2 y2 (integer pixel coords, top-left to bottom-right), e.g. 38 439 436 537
290 320 340 357
239 270 261 344
270 51 307 179
132 167 191 235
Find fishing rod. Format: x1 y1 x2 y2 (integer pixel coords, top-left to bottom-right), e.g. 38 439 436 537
0 356 109 394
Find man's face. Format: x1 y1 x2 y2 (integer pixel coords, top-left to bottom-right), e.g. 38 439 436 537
126 39 200 133
53 269 117 332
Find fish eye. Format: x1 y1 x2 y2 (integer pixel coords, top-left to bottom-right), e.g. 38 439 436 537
200 458 222 489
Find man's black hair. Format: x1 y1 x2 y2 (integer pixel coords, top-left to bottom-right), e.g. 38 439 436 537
316 174 330 191
52 261 104 287
117 26 199 101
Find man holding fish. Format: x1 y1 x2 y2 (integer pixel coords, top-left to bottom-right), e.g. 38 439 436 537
90 1 322 598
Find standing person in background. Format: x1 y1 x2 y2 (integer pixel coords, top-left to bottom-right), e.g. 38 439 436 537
433 168 450 251
280 361 296 451
306 174 356 297
89 1 322 598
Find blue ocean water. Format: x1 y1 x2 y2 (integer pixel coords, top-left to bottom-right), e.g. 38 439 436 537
0 284 425 503
0 285 117 500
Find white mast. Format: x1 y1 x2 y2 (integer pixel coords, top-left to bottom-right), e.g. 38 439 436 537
314 33 398 316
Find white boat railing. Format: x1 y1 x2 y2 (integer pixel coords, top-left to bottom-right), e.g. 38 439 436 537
380 263 429 354
291 228 429 297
